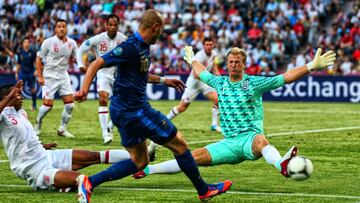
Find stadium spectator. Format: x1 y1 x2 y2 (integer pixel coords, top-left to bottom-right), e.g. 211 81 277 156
0 0 355 75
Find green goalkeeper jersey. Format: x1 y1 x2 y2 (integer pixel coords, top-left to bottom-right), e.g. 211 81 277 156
200 71 285 138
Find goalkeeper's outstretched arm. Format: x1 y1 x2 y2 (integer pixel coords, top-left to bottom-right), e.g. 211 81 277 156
283 48 336 84
192 61 207 79
182 45 206 79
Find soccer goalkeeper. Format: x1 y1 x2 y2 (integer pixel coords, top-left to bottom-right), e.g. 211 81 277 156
134 46 336 179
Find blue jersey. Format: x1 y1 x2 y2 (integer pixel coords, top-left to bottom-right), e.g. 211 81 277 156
17 48 36 76
102 32 151 112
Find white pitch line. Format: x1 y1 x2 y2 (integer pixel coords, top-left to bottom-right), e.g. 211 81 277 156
0 184 359 200
186 126 360 145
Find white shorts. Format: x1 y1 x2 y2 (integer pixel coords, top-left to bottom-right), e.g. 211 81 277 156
97 74 114 96
30 149 73 191
181 76 215 103
42 76 73 100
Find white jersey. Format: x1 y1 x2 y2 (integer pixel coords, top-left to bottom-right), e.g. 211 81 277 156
76 31 127 78
0 107 47 180
188 49 217 82
37 35 78 79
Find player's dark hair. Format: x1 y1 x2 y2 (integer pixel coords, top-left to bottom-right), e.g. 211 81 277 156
106 14 119 23
55 19 68 26
0 85 13 100
203 37 213 43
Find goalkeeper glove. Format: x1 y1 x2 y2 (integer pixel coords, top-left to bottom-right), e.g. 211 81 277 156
306 48 336 72
183 45 194 65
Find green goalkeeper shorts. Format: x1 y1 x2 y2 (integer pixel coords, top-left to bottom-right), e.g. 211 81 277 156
205 132 261 165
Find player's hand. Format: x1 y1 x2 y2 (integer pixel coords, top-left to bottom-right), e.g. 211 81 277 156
38 77 45 86
306 48 336 72
42 143 57 150
80 66 88 73
183 45 194 65
74 90 88 102
7 80 23 99
14 80 23 90
164 78 186 92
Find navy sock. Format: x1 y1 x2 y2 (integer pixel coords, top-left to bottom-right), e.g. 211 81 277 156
89 159 138 188
32 93 36 109
175 150 208 195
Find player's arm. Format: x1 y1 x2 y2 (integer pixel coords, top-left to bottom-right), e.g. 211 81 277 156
0 81 23 113
42 143 57 150
35 55 45 85
183 46 206 79
36 41 48 86
183 46 222 88
15 63 20 81
148 74 186 92
283 48 336 84
74 57 105 102
76 38 95 73
192 61 207 79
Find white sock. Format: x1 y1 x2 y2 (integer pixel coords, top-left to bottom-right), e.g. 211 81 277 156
100 150 130 163
60 103 74 129
148 159 181 174
98 106 108 135
212 105 219 126
166 107 179 120
262 145 282 171
148 141 158 154
108 119 114 131
37 104 52 123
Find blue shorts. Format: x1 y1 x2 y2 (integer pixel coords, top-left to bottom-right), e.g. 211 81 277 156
20 74 35 89
110 105 177 147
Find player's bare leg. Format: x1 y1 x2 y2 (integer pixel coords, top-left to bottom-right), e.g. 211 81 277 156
71 149 130 170
167 100 190 120
54 170 82 189
205 91 221 132
163 131 232 201
98 91 112 144
34 98 53 136
252 134 297 177
58 94 75 138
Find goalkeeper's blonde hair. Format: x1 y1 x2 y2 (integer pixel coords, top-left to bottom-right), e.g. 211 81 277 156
226 47 247 64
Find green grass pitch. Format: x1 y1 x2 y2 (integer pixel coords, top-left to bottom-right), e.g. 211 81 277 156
0 100 359 203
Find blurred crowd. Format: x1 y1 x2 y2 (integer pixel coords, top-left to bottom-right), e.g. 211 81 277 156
0 0 359 75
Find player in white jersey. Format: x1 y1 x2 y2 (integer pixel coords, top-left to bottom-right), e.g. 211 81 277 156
147 38 221 160
76 14 127 144
34 19 78 138
0 82 131 196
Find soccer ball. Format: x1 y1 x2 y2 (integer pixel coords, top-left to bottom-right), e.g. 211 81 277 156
287 156 313 181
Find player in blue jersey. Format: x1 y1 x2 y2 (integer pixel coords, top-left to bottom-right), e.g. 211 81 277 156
15 38 37 110
133 46 336 181
74 9 232 203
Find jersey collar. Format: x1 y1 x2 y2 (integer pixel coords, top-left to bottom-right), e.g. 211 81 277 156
134 32 144 43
